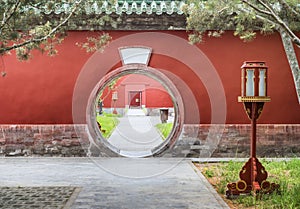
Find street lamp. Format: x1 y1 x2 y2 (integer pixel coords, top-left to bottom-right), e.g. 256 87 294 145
226 61 279 197
112 91 118 114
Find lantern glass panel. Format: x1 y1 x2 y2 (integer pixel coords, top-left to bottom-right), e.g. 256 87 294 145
259 69 266 96
246 69 255 96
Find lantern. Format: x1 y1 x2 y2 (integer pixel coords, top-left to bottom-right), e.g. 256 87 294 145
238 61 270 102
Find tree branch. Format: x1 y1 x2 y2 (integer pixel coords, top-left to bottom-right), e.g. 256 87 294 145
256 0 300 47
237 6 277 28
0 0 83 54
241 0 271 16
0 0 21 35
218 6 229 14
278 0 300 20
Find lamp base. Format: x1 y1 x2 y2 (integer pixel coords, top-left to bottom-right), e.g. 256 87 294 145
226 157 280 199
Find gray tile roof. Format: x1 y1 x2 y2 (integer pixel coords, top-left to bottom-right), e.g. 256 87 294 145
41 1 186 15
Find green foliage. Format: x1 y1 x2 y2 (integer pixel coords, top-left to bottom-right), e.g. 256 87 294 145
96 77 120 103
200 159 300 208
0 1 75 59
0 0 117 65
96 112 120 138
186 0 300 46
155 122 173 140
76 33 112 53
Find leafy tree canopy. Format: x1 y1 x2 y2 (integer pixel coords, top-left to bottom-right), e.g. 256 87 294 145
0 0 115 61
186 0 300 46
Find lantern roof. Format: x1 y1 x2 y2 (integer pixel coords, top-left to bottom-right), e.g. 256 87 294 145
241 61 268 69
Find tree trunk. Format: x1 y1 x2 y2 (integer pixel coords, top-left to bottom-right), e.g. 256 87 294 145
279 28 300 104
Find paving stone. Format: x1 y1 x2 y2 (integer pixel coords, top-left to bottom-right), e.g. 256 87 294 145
0 186 78 209
0 158 229 209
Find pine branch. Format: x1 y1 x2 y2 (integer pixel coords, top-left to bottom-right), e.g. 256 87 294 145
0 0 83 54
256 0 300 47
237 4 277 27
278 0 300 20
241 0 271 16
241 0 300 47
0 0 21 35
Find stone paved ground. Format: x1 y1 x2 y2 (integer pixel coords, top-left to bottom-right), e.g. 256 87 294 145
0 186 79 209
107 114 163 152
0 158 229 209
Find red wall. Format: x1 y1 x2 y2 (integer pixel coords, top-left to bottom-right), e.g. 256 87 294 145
0 31 299 124
145 88 173 108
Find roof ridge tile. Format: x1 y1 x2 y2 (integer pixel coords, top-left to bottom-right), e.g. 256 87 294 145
39 0 186 15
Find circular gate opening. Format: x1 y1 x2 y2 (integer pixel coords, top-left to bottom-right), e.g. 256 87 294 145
86 65 184 157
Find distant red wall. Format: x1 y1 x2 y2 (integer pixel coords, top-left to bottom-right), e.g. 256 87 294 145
100 74 173 108
0 31 299 124
145 88 173 108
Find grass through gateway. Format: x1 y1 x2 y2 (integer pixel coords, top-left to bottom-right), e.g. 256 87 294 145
195 159 300 209
155 123 173 140
96 113 120 138
97 113 173 139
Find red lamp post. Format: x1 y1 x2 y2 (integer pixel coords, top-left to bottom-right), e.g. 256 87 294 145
226 61 279 198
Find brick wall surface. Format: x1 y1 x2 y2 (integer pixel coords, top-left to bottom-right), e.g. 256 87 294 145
178 124 300 158
0 125 88 157
0 124 299 157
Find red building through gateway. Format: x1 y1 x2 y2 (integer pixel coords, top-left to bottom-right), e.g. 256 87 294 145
99 73 173 111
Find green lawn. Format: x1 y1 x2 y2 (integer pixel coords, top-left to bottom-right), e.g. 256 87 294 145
155 123 173 140
198 159 300 209
96 113 120 138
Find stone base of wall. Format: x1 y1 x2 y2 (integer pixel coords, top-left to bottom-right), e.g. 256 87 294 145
0 124 299 158
177 124 300 158
0 125 89 157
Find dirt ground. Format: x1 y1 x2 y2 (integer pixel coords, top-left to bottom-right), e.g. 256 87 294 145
194 163 256 209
